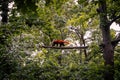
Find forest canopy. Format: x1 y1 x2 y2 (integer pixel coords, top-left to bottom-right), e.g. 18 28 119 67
0 0 120 80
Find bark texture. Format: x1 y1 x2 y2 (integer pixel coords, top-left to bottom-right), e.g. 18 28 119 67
98 0 114 80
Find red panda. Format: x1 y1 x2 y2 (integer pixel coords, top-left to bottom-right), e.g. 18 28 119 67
52 40 69 47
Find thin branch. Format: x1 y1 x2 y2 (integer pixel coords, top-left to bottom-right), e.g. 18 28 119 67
112 39 120 43
41 46 88 49
111 39 120 49
99 39 120 50
109 15 120 26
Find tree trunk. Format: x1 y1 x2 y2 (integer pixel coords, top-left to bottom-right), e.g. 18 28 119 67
98 0 114 80
1 0 9 23
101 25 114 80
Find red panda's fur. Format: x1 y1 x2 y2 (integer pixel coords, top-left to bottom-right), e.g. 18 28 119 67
52 40 69 47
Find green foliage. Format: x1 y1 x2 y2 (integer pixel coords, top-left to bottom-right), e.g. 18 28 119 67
114 59 120 80
0 25 18 79
78 0 87 5
0 53 17 80
110 29 116 39
14 0 38 13
45 0 69 10
105 0 120 23
1 0 120 80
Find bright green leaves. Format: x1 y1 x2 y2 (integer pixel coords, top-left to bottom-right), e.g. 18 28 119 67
67 12 89 26
53 15 66 28
110 29 116 39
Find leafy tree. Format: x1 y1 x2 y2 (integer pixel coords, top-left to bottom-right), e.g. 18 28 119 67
77 0 120 80
97 0 120 80
1 0 120 80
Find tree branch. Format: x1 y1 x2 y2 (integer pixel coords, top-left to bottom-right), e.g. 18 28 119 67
111 33 120 49
99 33 120 50
41 46 88 49
111 38 120 48
109 15 120 26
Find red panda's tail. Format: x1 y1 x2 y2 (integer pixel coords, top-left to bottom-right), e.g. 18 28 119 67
63 41 69 44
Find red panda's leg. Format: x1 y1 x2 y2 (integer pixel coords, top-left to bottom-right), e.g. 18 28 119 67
56 43 59 46
52 42 59 47
60 42 65 47
52 42 55 46
63 43 65 46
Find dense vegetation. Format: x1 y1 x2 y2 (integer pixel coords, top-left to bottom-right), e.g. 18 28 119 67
0 0 120 80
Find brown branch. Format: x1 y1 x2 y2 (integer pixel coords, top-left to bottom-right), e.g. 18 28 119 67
109 15 120 26
41 46 88 49
100 33 120 50
111 33 120 49
99 39 120 50
111 39 120 49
